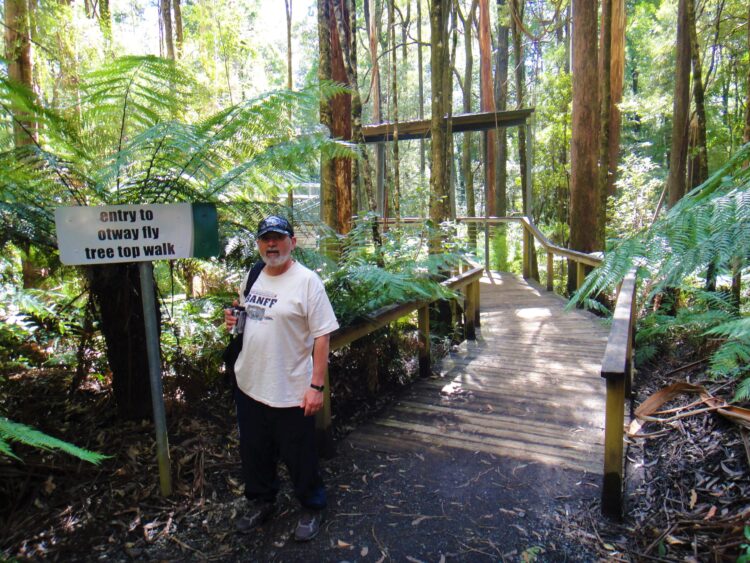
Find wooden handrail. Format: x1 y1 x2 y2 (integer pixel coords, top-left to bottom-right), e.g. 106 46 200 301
316 263 484 455
600 269 638 518
329 265 484 351
376 216 602 289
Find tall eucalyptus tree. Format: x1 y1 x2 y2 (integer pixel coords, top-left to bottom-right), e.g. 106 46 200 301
667 0 691 208
429 0 452 251
569 0 600 292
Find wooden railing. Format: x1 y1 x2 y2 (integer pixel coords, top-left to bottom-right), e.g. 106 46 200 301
599 270 638 518
377 216 637 517
315 264 484 455
382 216 602 290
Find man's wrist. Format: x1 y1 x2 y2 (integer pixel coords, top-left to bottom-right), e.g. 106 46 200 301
310 383 325 392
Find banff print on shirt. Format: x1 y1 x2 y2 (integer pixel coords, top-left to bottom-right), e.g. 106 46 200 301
245 288 278 321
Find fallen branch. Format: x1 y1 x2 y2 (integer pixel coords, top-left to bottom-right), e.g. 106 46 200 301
628 382 750 437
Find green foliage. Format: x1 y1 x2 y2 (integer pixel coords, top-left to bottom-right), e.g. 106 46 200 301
738 526 750 563
704 318 750 399
607 153 664 240
634 289 739 364
160 294 230 385
0 277 100 371
0 417 108 464
322 216 462 327
571 144 750 399
573 143 750 302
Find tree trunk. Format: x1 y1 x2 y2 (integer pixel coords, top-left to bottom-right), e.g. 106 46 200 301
686 0 708 189
5 0 39 289
495 0 509 217
332 0 352 234
429 0 451 253
447 0 458 220
88 264 155 420
735 1 750 308
367 0 385 216
318 0 337 246
286 0 293 90
569 0 600 294
666 0 691 208
461 0 478 247
512 0 537 279
99 0 112 41
160 0 175 60
479 0 496 217
173 0 183 57
389 0 401 223
510 6 525 202
608 0 625 197
332 0 380 245
5 0 35 146
597 0 612 247
320 0 353 236
417 0 426 196
285 0 294 208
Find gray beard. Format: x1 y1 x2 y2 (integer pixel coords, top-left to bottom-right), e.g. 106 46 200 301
261 251 292 268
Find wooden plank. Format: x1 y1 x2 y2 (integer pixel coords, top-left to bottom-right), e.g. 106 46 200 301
388 402 603 437
361 109 534 143
363 419 601 473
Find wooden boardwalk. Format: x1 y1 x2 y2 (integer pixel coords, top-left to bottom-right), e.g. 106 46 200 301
346 271 610 476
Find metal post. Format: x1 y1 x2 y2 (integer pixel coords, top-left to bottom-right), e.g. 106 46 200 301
138 261 172 497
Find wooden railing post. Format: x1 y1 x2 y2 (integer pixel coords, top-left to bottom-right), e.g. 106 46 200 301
473 279 481 327
546 251 554 291
418 304 431 377
465 284 476 340
576 261 586 290
600 271 637 519
522 226 531 279
601 373 626 517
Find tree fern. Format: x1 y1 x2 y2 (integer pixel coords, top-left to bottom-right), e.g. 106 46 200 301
571 143 750 400
324 216 463 326
0 417 108 464
705 318 750 389
572 142 750 303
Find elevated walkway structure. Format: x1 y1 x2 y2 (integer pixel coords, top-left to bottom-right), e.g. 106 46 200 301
345 271 609 476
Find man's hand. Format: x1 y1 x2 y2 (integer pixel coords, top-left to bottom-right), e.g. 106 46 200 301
224 300 240 332
300 388 324 417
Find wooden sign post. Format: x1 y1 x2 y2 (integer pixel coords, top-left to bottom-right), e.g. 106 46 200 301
55 203 219 496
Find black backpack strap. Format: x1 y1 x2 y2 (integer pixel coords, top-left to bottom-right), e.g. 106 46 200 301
242 261 266 299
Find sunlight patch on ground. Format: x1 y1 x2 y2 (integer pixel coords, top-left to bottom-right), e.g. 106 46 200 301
515 307 552 319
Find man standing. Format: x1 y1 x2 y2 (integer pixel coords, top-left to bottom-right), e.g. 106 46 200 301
224 215 339 541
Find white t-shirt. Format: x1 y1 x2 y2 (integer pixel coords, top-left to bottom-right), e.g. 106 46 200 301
234 261 339 407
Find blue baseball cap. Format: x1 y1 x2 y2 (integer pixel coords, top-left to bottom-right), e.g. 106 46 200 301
257 215 294 238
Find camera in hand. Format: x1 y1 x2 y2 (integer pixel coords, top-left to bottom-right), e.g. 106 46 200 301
232 306 247 335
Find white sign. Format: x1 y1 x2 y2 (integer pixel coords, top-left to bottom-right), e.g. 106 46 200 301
55 203 197 265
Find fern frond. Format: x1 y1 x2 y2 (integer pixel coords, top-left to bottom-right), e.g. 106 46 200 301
733 377 750 402
705 318 750 341
0 417 109 464
82 56 192 138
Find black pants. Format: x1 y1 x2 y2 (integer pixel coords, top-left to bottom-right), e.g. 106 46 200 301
234 389 326 510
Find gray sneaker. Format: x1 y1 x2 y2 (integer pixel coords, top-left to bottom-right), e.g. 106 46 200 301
235 501 276 533
294 510 323 541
